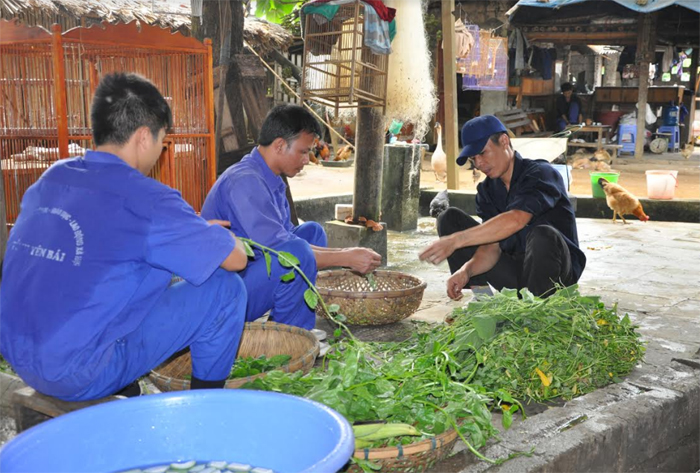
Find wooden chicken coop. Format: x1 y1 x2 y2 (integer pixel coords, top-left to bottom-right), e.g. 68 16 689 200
300 0 389 116
0 19 215 226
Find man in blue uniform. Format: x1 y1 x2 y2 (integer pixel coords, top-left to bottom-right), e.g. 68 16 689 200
419 115 586 298
0 73 249 401
201 104 381 330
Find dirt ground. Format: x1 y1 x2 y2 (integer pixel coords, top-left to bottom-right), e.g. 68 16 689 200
289 148 700 200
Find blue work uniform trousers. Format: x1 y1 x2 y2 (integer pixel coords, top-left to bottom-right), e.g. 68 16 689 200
67 269 247 401
241 222 327 330
556 101 581 131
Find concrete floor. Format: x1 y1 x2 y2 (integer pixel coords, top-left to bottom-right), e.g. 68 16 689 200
2 217 699 470
380 217 700 472
289 149 700 201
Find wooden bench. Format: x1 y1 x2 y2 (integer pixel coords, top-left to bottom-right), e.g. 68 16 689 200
11 386 122 432
495 109 549 137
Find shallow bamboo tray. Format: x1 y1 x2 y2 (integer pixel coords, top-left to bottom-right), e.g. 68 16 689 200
348 427 459 473
149 321 319 391
315 270 427 325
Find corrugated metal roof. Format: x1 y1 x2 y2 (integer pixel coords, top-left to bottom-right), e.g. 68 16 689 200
508 0 700 15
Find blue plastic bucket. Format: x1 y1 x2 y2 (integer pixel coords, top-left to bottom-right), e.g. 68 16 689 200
0 390 354 473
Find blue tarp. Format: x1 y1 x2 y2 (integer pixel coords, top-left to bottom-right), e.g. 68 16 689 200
508 0 700 15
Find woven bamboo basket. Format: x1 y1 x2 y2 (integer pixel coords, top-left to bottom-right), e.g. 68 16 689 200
149 321 319 392
348 427 459 473
315 270 427 325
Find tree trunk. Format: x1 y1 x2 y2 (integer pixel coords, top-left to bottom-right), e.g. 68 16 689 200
192 1 248 159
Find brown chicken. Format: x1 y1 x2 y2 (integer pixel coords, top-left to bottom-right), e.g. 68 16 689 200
680 142 695 160
334 145 354 161
598 177 650 224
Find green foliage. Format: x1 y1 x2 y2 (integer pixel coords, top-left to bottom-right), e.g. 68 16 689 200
0 355 15 375
229 354 291 379
237 286 644 465
254 0 300 24
438 286 646 402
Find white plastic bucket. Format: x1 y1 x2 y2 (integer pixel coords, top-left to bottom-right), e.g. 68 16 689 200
645 170 678 200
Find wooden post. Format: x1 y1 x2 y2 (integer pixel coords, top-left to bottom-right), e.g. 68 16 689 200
51 24 69 159
352 106 385 222
562 46 571 83
0 164 7 275
441 0 459 190
634 12 657 159
204 38 217 190
687 48 699 145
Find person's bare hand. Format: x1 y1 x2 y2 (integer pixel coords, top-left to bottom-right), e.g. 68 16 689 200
207 219 231 228
419 235 456 265
347 248 382 274
447 268 469 300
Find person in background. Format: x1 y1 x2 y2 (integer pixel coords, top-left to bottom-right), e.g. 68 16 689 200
556 82 584 131
201 104 381 333
419 115 586 299
0 73 248 401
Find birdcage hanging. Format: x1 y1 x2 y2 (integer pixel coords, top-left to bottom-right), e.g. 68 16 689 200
0 20 216 226
300 0 392 116
461 29 508 91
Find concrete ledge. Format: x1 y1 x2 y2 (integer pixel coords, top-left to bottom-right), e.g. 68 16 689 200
295 191 699 225
445 361 700 472
295 193 353 224
0 372 26 420
419 189 700 224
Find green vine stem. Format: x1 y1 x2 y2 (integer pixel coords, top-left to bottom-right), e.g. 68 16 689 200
239 237 356 342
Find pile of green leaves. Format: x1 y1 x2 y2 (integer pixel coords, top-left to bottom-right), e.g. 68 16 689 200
240 285 645 465
435 286 646 402
228 354 291 379
0 354 15 375
242 340 501 461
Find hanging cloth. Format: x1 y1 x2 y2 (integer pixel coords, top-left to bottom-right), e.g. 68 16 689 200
364 5 392 55
454 19 473 59
305 0 396 21
301 0 395 56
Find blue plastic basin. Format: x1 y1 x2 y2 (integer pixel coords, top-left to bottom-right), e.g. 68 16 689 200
0 390 354 473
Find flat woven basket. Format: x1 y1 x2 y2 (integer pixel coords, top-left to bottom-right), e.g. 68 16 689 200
315 270 427 325
348 427 459 473
149 321 319 392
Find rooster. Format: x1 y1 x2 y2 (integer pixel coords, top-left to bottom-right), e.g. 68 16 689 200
598 177 650 224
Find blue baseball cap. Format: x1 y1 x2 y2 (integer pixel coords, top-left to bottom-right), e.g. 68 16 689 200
456 115 508 166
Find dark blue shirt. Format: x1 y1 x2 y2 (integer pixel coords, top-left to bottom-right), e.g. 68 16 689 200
201 148 296 248
0 151 235 395
475 151 586 282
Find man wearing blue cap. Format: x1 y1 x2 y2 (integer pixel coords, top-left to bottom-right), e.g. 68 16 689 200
419 115 585 299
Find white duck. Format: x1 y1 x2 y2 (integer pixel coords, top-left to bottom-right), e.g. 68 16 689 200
431 122 447 182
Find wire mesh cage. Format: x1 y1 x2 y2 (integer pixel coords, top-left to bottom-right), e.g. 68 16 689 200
300 0 389 116
0 20 216 227
461 30 508 91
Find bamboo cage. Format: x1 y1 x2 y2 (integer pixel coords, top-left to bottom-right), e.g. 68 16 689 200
0 19 216 225
300 0 389 116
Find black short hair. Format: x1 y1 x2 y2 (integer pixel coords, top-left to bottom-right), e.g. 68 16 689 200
258 104 322 146
560 82 574 93
91 73 172 146
489 131 510 147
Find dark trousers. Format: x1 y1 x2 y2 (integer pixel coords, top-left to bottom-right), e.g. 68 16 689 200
437 207 573 297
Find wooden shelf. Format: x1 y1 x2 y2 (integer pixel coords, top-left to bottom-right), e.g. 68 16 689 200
594 86 684 105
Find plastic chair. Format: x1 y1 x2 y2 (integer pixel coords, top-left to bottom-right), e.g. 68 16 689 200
618 124 637 154
656 125 680 152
